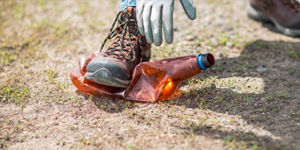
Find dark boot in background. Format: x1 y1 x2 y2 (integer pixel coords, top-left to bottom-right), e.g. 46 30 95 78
248 0 300 36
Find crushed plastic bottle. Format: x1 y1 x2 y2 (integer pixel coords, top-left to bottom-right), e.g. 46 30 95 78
70 52 215 102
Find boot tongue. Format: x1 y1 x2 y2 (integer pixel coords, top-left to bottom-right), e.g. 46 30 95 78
127 7 137 20
282 0 300 12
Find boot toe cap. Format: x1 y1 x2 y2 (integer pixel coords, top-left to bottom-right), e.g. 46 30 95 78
85 59 131 81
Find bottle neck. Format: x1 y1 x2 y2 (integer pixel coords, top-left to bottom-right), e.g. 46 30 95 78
197 54 207 70
197 53 215 70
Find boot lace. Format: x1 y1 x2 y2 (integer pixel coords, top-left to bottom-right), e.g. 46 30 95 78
99 10 138 62
281 0 300 12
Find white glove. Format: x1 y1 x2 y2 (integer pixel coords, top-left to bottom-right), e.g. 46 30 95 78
136 0 196 46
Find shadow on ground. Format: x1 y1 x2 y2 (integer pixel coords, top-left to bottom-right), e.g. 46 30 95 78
169 40 300 150
87 40 300 149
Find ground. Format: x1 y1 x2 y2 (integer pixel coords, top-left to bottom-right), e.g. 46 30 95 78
1 0 300 150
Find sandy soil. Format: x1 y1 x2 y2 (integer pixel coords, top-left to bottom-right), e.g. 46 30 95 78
1 0 300 150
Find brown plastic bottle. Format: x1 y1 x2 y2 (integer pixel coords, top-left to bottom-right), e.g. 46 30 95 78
70 52 215 102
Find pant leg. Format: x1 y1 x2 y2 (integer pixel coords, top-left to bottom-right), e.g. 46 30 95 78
121 0 136 10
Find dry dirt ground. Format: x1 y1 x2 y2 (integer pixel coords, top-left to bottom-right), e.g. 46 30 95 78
1 0 300 150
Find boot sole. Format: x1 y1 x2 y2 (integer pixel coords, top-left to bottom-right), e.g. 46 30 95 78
247 3 300 36
85 68 130 88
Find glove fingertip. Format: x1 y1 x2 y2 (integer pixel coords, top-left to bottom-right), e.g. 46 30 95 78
154 40 162 46
185 8 196 20
188 13 196 20
166 38 173 44
146 39 154 44
145 34 154 44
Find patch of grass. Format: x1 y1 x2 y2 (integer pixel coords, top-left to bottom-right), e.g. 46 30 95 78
246 95 252 103
227 78 234 86
77 2 88 15
37 19 70 38
223 136 246 149
127 143 136 148
289 69 295 75
261 105 265 111
241 54 252 59
251 143 259 150
58 82 69 90
5 132 10 141
56 97 67 103
223 135 262 150
12 3 26 20
265 95 273 101
15 124 21 131
253 41 268 49
198 99 206 109
289 50 299 59
218 36 229 46
245 61 253 68
78 135 95 146
4 119 10 125
1 86 30 105
0 140 7 149
0 52 14 66
46 68 58 83
223 135 236 143
34 131 39 138
278 93 288 99
61 140 66 146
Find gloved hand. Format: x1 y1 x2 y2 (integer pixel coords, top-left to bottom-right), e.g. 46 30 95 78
136 0 196 46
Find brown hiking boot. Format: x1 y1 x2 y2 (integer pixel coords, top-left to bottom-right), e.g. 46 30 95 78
248 0 300 36
85 7 151 88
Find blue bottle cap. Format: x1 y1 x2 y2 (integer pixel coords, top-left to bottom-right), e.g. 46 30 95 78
197 53 215 70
